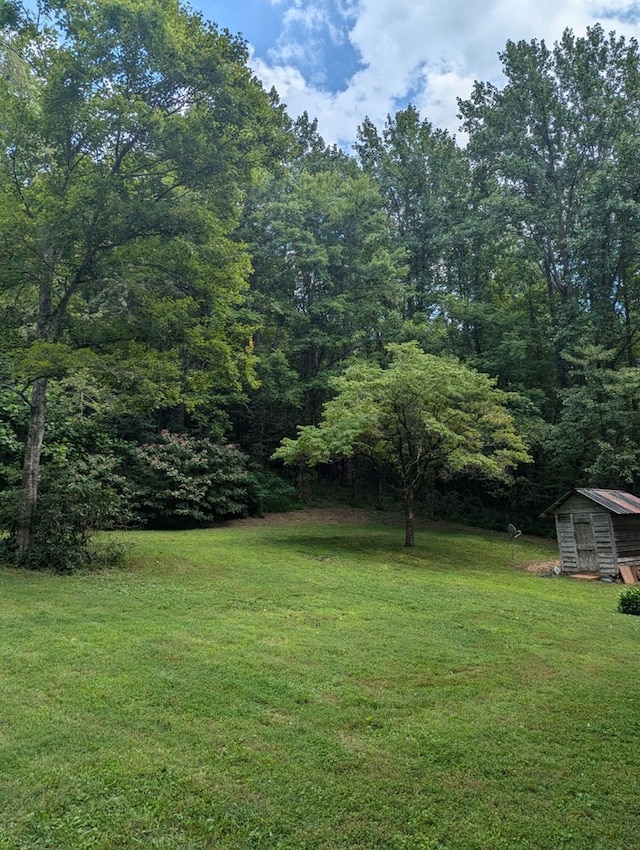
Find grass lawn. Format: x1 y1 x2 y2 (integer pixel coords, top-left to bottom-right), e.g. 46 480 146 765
1 512 639 849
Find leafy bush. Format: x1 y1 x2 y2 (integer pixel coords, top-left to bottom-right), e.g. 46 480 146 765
246 468 297 516
618 584 640 616
0 389 26 507
1 453 131 573
125 432 254 527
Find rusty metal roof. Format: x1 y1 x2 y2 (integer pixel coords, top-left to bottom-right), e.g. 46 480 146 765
544 488 640 516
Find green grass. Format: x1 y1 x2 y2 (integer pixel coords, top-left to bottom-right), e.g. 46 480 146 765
1 516 639 849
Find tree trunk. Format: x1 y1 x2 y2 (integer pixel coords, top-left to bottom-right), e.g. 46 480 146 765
14 377 48 565
404 487 415 548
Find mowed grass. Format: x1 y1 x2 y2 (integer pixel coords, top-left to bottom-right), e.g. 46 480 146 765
1 516 639 850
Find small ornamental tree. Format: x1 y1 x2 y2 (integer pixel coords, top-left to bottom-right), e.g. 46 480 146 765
273 342 531 547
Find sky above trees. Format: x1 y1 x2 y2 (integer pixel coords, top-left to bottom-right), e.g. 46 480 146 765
199 0 640 146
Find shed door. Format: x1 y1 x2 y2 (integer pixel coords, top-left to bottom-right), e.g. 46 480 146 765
574 516 597 572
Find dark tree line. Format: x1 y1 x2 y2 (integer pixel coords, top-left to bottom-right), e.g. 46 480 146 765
2 2 640 567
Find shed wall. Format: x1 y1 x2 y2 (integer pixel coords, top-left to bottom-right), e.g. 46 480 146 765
555 513 578 571
554 504 617 575
591 512 617 575
611 516 640 570
560 494 601 514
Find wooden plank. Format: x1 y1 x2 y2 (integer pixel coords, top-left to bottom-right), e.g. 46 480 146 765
569 573 601 581
619 565 639 584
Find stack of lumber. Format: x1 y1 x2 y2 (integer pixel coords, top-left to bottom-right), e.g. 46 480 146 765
619 565 640 584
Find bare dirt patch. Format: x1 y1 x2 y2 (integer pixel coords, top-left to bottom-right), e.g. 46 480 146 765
223 506 382 528
221 507 473 530
525 560 561 575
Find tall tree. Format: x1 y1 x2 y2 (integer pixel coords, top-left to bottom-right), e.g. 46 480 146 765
459 25 640 385
237 124 405 456
0 0 285 564
547 346 640 490
355 107 473 332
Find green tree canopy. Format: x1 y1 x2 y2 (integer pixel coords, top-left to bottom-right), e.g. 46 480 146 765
355 107 471 331
236 124 405 458
0 0 287 565
273 342 530 546
459 25 640 380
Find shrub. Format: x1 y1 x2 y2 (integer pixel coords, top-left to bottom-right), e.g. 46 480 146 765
247 468 297 516
125 432 254 527
1 453 131 573
617 584 640 616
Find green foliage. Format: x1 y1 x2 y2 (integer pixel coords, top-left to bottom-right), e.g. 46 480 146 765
0 0 289 565
5 7 640 547
617 584 640 616
274 342 530 487
459 25 640 378
547 350 640 489
125 431 254 526
356 107 472 330
0 387 25 495
246 468 298 516
239 136 406 432
274 341 531 545
1 453 130 573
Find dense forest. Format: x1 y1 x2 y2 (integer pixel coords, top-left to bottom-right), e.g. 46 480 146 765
2 0 640 568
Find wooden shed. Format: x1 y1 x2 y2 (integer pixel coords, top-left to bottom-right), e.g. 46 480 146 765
543 488 640 578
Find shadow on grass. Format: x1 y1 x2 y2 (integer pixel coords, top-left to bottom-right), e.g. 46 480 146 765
258 512 558 574
263 526 514 573
269 531 407 556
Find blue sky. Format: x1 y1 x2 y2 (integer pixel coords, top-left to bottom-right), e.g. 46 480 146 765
191 0 640 149
201 0 364 93
190 0 640 150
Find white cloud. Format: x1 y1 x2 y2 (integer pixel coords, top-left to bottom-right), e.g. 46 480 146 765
263 0 352 88
282 2 326 32
250 0 640 148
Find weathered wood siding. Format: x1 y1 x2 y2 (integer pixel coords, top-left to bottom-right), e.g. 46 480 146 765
559 494 600 514
591 511 617 576
555 513 578 572
549 490 640 576
611 516 640 570
554 502 617 575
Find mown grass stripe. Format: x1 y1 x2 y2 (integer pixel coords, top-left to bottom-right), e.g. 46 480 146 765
1 519 638 849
